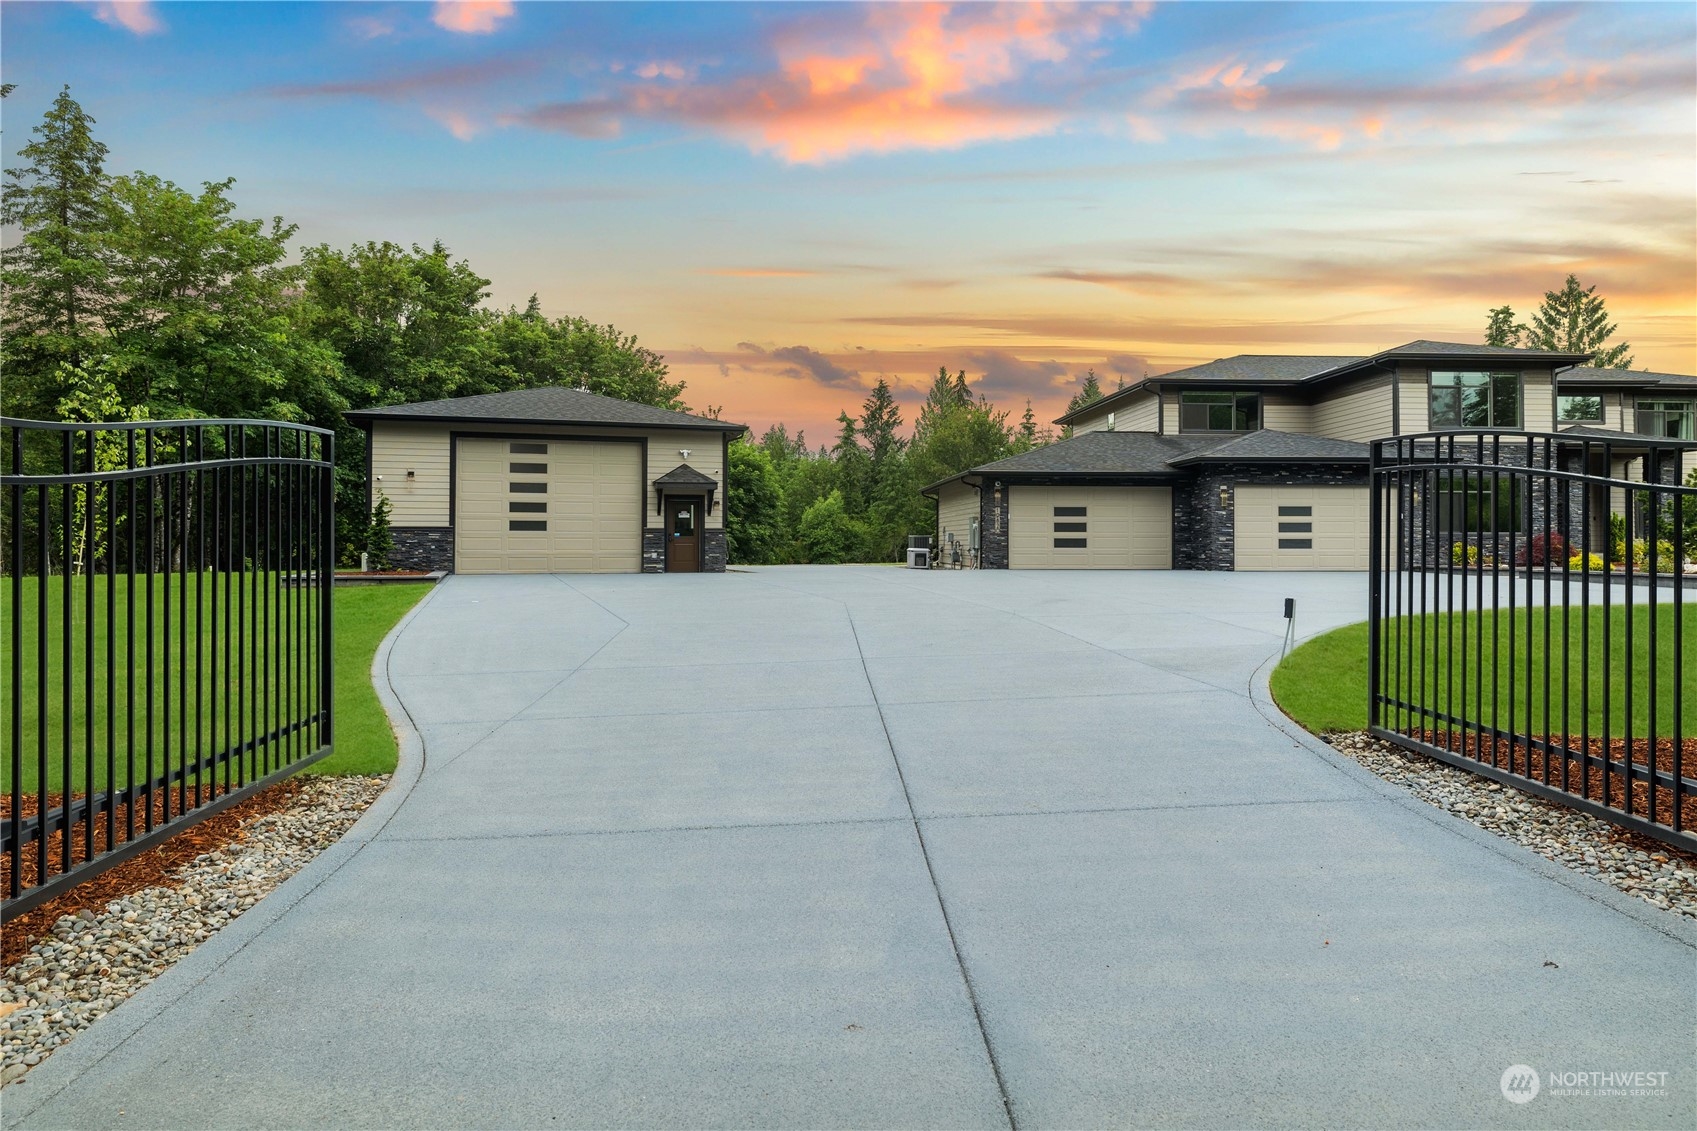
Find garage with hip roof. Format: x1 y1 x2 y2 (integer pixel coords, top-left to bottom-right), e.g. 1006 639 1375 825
346 388 746 575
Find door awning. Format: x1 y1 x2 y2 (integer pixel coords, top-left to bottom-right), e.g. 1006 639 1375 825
653 463 719 514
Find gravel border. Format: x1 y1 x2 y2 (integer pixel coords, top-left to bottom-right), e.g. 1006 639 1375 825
0 776 388 1087
1324 731 1697 920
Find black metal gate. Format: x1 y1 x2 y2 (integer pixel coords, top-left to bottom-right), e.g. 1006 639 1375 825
2 417 335 919
1368 430 1694 851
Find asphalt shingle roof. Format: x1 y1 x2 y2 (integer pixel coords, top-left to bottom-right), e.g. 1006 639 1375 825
345 387 745 432
1171 430 1370 464
1561 365 1697 388
1150 355 1359 383
948 429 1368 484
653 463 719 487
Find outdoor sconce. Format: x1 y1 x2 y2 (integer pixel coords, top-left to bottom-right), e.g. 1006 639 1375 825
406 470 415 479
1218 485 1230 507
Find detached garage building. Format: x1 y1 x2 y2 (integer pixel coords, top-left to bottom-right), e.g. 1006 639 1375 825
923 430 1370 571
347 388 745 574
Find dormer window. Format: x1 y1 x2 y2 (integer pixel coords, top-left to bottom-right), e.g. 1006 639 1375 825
1179 391 1260 432
1429 371 1520 429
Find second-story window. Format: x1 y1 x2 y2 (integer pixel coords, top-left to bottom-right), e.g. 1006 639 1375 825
1179 391 1260 432
1638 400 1695 440
1557 395 1604 423
1429 371 1520 429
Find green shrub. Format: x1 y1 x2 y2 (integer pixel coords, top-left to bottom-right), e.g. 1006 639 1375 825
367 492 394 570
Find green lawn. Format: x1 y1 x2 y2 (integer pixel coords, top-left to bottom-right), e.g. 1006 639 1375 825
1 575 427 793
1272 604 1696 737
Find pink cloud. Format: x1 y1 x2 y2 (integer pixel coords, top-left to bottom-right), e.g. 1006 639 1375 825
432 1 514 35
424 107 480 141
515 2 1153 163
90 1 163 36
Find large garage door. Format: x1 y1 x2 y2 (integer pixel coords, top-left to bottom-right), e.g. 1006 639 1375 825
1009 486 1171 569
455 437 641 574
1234 485 1368 570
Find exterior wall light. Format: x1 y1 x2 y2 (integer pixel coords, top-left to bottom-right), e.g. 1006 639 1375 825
1218 484 1231 507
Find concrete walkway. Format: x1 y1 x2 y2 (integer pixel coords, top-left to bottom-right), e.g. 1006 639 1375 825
7 568 1693 1128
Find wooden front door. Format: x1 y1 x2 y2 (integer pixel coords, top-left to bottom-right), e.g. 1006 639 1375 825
665 497 701 572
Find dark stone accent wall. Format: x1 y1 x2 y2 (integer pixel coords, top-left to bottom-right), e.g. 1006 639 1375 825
390 527 454 573
978 483 1010 569
1176 464 1370 572
703 529 728 573
641 528 666 573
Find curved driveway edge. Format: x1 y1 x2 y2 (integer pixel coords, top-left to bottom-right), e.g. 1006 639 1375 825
0 578 448 1126
5 568 1693 1129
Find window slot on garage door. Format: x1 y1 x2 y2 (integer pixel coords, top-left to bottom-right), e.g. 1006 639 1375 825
510 462 547 474
510 442 547 454
1278 505 1312 516
1054 537 1087 548
1054 522 1087 532
1054 506 1087 516
510 482 547 493
1279 538 1313 549
1278 522 1312 532
509 501 546 513
509 520 547 531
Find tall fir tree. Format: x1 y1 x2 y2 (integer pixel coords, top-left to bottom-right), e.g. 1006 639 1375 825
1526 275 1634 369
1484 305 1527 348
1 86 114 415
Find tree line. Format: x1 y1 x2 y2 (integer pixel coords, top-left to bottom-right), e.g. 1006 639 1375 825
2 87 687 562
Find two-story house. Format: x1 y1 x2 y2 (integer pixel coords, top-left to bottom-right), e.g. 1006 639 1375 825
922 341 1697 572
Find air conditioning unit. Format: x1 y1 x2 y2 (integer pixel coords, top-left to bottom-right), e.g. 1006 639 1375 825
906 546 931 569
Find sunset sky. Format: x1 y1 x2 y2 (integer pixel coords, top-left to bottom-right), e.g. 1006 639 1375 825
4 1 1693 440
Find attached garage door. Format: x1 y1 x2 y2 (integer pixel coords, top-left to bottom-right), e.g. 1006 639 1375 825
1234 485 1368 571
1009 486 1171 569
455 437 641 574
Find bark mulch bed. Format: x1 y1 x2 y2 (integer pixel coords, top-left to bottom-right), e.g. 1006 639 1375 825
1408 730 1697 832
1 778 306 968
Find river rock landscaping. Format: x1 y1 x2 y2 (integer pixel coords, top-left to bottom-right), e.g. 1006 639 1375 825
1325 731 1697 920
0 775 387 1087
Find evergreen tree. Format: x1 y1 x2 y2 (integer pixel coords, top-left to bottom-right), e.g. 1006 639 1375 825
1017 401 1039 448
1484 305 1527 349
1527 275 1633 369
831 411 869 512
859 378 906 470
1065 368 1104 416
1 86 114 415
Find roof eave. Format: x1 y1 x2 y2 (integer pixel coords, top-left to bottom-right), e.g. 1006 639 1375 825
343 410 747 433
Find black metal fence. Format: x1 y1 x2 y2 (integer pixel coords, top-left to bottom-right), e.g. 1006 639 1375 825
1 417 334 919
1369 430 1695 851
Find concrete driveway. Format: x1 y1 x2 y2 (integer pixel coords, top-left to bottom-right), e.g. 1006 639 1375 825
7 568 1693 1128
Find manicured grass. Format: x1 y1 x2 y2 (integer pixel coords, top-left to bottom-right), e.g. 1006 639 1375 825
1272 604 1697 737
309 585 429 776
1 575 427 793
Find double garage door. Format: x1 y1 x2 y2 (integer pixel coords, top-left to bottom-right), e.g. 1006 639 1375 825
455 437 641 574
1009 486 1172 569
1233 485 1368 570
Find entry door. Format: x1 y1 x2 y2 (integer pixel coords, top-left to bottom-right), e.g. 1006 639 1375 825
666 497 701 572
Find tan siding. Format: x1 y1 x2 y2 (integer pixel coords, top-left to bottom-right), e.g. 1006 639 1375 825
935 481 978 561
371 423 452 526
370 420 729 531
1397 365 1428 434
1520 367 1555 431
1311 374 1395 442
1161 397 1180 434
1260 393 1312 433
1068 389 1159 435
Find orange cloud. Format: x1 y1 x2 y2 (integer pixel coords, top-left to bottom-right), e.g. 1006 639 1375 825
516 2 1152 163
91 1 163 36
425 107 480 141
432 1 514 35
1171 56 1288 111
